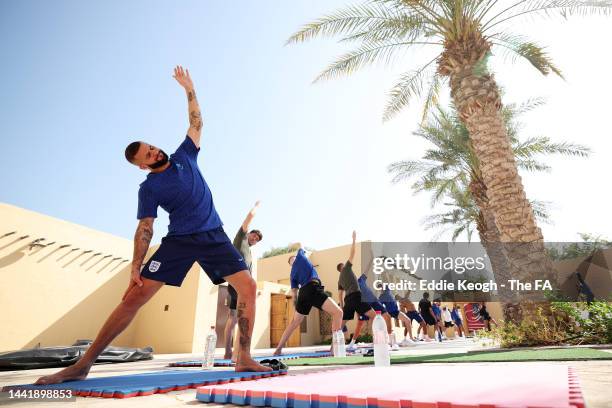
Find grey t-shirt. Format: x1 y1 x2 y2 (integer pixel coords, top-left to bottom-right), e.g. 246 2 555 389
337 260 360 296
233 228 252 273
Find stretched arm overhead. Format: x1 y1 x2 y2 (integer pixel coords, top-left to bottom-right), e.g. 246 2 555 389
347 230 357 264
123 217 154 299
241 201 260 232
173 65 203 148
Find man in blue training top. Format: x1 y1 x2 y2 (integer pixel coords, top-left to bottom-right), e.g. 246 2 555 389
273 246 343 356
451 304 466 338
36 66 270 385
378 287 416 346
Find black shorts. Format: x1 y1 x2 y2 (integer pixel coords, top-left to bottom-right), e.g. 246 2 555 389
444 321 454 328
296 280 329 315
227 284 238 310
342 292 373 321
422 314 437 326
141 227 248 287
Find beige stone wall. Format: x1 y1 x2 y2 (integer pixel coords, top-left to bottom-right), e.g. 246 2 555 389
0 203 218 354
0 203 136 351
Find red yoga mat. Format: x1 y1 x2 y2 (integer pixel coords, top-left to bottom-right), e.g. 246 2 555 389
196 364 584 408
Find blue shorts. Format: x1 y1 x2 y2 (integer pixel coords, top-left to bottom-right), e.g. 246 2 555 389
407 310 423 323
141 227 248 287
383 302 399 319
371 301 386 313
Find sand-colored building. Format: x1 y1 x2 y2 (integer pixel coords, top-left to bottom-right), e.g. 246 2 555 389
2 202 610 354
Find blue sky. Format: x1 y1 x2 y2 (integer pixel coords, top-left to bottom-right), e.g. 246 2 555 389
1 1 611 256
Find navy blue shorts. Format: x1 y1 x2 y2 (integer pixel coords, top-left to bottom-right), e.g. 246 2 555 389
407 310 423 323
371 301 386 313
141 227 248 287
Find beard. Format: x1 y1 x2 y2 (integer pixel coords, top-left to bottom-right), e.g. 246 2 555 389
148 150 169 169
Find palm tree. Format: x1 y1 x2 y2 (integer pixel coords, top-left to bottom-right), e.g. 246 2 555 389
388 100 590 241
388 100 590 287
287 0 610 280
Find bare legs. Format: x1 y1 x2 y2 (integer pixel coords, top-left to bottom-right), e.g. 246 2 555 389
224 271 271 372
273 313 305 356
274 297 342 356
35 278 165 385
223 309 238 359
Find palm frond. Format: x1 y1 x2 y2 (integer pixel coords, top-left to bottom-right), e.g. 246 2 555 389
491 32 564 78
387 160 438 183
515 158 551 172
420 74 444 124
530 199 553 223
483 0 612 32
286 2 404 45
314 40 439 83
513 136 591 157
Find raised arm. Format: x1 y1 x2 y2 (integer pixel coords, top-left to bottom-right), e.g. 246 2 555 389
173 66 203 148
241 201 261 232
347 230 357 264
123 218 154 299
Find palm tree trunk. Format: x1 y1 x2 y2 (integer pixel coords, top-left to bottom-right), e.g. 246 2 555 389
471 179 520 320
439 37 554 320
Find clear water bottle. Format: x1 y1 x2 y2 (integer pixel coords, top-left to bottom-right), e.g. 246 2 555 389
372 311 390 367
203 326 217 369
333 330 346 357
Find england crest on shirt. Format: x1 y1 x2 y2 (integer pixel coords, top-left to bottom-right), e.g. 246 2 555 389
149 260 161 273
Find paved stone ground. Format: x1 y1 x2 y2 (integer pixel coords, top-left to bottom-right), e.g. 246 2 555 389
1 340 610 407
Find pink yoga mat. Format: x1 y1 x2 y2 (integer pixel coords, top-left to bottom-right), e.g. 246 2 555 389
196 364 584 408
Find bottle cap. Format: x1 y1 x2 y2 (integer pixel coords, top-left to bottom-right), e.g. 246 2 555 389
375 311 381 315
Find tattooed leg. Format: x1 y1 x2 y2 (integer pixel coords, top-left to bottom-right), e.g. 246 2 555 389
225 270 272 372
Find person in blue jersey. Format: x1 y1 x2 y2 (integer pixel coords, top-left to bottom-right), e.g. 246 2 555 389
451 304 466 338
378 288 416 347
36 66 270 386
431 298 445 340
273 245 343 356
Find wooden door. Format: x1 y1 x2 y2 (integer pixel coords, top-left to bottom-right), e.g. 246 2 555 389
270 294 300 348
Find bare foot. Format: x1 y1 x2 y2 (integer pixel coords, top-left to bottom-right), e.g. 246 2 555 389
272 349 282 356
223 352 232 360
235 358 273 372
34 364 90 385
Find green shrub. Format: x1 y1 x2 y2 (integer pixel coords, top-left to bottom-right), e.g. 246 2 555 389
478 301 612 348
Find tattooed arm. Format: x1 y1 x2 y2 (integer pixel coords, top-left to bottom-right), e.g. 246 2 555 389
173 65 203 148
122 217 154 300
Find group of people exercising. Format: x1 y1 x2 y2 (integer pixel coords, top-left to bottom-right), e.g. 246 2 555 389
35 67 491 386
271 231 475 355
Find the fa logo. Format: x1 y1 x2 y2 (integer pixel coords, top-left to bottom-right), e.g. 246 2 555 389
176 163 183 170
149 261 161 273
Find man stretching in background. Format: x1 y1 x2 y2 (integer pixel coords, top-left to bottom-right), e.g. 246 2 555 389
36 66 270 385
419 292 438 342
224 201 263 360
399 296 431 342
378 288 416 346
451 305 466 338
337 231 389 351
273 246 343 355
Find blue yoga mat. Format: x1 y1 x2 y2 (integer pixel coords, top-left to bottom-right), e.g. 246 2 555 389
169 351 332 367
3 369 287 398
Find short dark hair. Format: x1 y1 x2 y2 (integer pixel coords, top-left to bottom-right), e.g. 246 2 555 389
423 292 430 299
125 141 141 163
249 229 263 241
336 263 343 272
